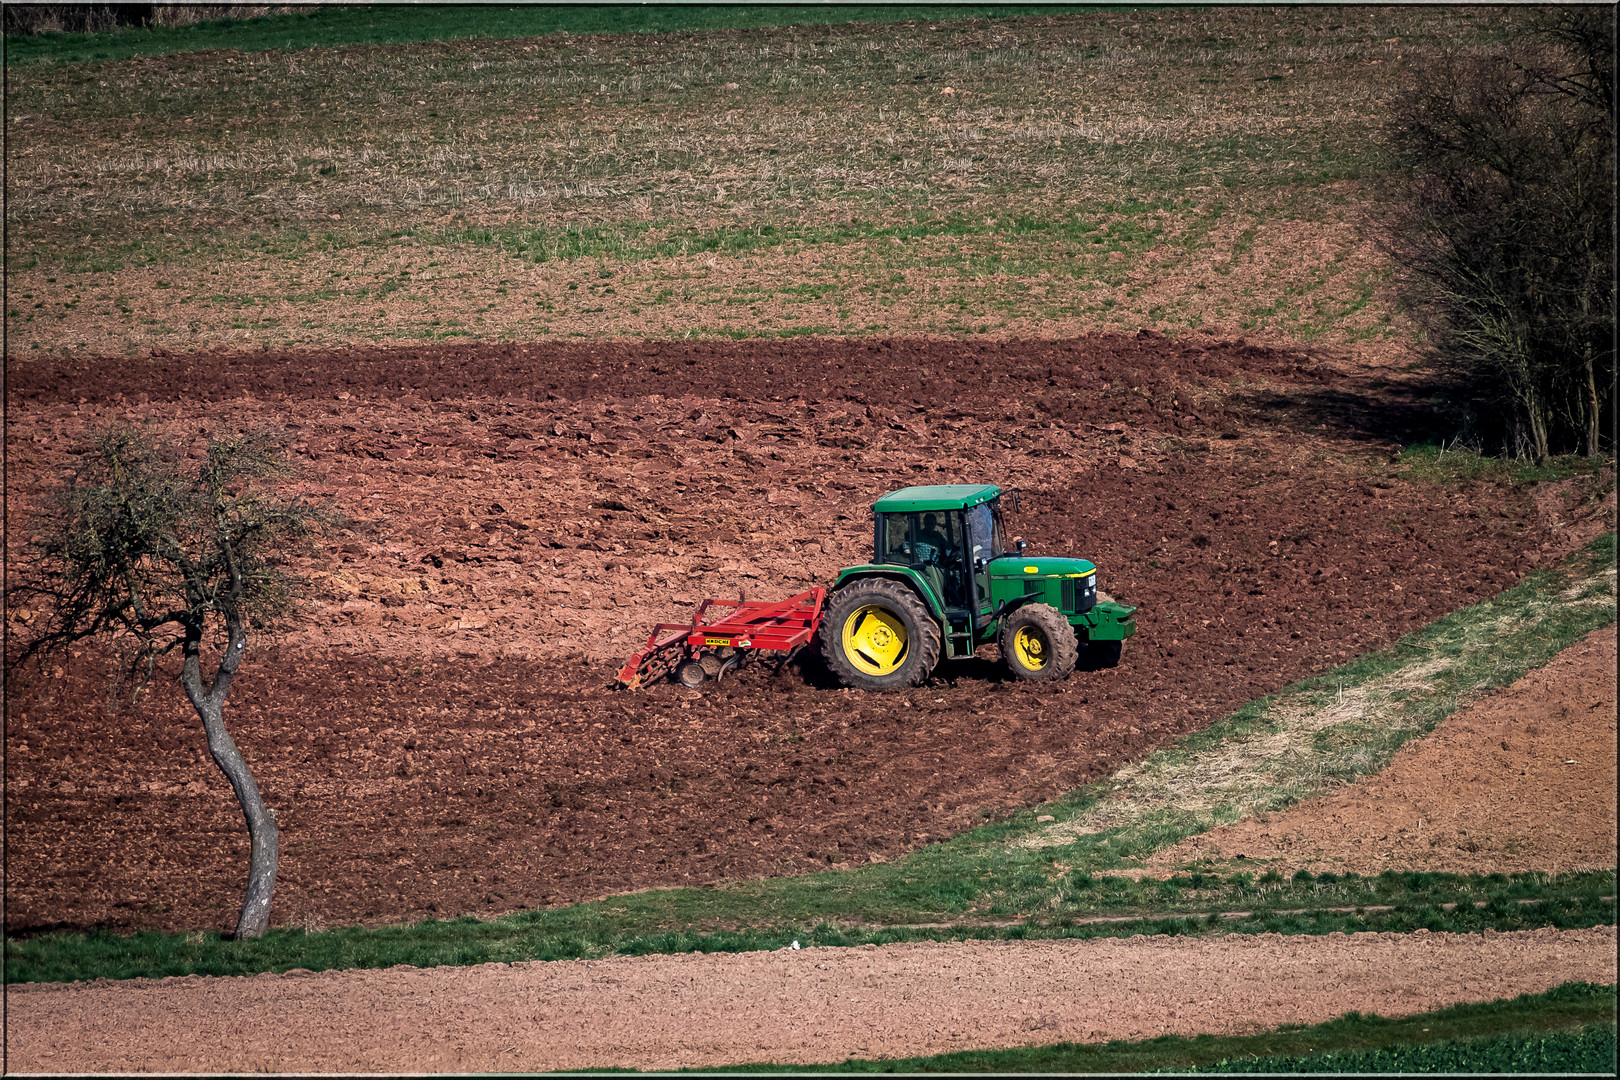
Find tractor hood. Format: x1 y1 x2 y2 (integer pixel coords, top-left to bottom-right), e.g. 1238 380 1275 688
986 555 1097 579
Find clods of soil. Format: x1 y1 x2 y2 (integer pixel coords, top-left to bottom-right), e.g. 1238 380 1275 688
3 335 1601 934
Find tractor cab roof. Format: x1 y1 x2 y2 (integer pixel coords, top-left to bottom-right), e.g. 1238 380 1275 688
872 484 1001 513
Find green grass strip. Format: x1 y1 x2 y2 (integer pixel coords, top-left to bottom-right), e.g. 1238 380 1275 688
6 536 1614 984
3 875 1615 985
32 206 1170 277
432 210 1164 267
592 983 1619 1073
1181 1021 1616 1073
5 5 1092 67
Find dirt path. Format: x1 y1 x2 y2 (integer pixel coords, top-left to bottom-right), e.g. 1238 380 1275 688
1151 624 1618 876
7 927 1613 1072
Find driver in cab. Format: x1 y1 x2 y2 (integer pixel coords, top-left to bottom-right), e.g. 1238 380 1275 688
913 513 955 566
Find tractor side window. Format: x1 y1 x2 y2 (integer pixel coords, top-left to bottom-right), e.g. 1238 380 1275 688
941 512 964 564
878 514 911 565
914 512 955 566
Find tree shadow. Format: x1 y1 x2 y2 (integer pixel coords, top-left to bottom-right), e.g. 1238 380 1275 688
5 917 148 939
1230 378 1456 448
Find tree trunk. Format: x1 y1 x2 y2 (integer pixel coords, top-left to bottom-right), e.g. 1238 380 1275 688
1514 377 1552 463
1584 345 1602 458
180 620 279 939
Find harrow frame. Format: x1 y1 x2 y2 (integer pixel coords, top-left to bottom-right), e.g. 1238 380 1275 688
614 587 827 689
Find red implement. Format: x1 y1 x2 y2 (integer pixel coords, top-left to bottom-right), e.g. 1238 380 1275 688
615 587 826 689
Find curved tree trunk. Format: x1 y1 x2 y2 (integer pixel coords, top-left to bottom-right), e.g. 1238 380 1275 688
180 619 279 939
1584 345 1602 458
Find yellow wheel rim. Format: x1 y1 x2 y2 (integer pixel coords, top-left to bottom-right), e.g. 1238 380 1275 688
1013 625 1050 670
841 604 910 677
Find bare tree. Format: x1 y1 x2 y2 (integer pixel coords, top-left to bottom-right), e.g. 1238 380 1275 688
9 427 322 939
1382 8 1614 459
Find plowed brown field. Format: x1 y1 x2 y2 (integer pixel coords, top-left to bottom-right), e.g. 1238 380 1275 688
3 335 1591 934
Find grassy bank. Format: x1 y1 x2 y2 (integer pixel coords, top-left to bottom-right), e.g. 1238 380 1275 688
8 535 1614 984
692 983 1618 1073
1008 530 1617 871
5 871 1614 985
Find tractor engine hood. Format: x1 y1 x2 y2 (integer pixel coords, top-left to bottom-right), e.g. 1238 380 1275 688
986 555 1098 579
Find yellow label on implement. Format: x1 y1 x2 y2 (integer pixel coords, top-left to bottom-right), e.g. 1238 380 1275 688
704 637 732 646
1023 566 1040 573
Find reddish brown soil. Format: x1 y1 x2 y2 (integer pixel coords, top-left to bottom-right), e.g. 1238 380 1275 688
7 927 1615 1072
3 335 1595 934
1152 625 1618 876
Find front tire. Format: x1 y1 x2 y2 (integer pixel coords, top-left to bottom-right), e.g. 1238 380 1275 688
1000 603 1079 682
820 578 942 690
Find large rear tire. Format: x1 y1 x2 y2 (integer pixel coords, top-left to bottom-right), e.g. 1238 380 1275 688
820 578 942 690
1000 603 1079 682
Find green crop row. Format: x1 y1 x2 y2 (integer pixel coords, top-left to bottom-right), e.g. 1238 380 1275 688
672 983 1618 1073
1182 1021 1616 1074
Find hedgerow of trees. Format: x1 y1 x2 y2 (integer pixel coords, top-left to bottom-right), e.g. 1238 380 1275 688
1 4 293 36
1384 8 1614 460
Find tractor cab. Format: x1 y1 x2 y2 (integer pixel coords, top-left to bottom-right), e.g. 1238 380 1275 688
873 484 1004 628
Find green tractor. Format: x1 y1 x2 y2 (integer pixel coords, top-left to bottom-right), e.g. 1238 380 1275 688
819 484 1135 690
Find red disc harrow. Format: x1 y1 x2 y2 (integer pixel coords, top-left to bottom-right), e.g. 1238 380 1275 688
614 588 826 689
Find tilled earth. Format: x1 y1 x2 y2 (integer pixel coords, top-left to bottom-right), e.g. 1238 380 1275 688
4 335 1592 934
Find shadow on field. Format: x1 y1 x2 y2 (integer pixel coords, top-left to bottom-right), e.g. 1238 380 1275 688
786 652 1023 691
1233 380 1453 448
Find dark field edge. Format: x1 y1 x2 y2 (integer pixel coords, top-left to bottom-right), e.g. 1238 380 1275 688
5 5 1093 66
5 535 1617 983
623 983 1620 1074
